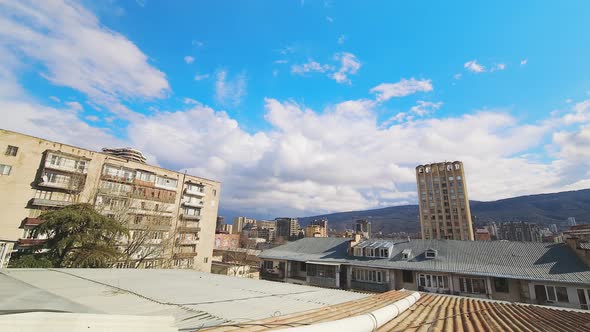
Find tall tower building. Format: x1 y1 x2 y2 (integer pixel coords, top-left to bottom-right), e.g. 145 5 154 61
416 161 474 241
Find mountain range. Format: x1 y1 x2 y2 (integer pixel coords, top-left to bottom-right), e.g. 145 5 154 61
298 189 590 234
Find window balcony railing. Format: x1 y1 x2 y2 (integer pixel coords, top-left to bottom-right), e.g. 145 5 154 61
182 200 204 208
39 180 81 191
173 252 198 259
181 214 201 221
44 161 88 174
177 225 201 233
176 238 199 245
31 198 73 207
184 187 205 196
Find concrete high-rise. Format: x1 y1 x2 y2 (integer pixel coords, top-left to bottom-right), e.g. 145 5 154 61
275 218 300 241
0 129 221 270
416 161 474 241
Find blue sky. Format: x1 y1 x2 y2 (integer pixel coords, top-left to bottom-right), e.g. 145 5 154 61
1 0 590 220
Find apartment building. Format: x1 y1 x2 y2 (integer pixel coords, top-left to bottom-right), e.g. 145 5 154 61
259 237 590 310
416 161 474 241
276 218 301 241
304 218 328 238
0 129 220 270
231 216 256 234
498 221 542 242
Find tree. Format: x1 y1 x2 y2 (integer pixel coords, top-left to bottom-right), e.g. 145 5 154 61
33 204 127 268
8 254 54 268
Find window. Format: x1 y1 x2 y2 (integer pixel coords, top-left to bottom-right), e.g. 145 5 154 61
418 274 448 289
353 247 363 256
136 170 155 182
156 176 178 188
307 264 336 279
204 257 208 263
263 261 274 270
494 278 509 293
299 262 307 271
5 145 18 156
425 249 437 259
0 164 12 176
353 268 384 283
402 270 413 283
459 278 487 294
556 286 568 302
212 189 217 196
379 248 389 257
577 289 589 310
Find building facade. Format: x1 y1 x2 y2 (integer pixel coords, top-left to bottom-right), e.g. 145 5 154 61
498 221 542 242
259 237 590 311
355 219 371 239
276 218 300 241
416 161 474 241
231 216 256 234
0 129 220 270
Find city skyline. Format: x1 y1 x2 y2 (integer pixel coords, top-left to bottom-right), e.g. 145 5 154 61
1 1 590 219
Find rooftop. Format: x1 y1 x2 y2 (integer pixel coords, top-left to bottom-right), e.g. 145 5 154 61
0 268 367 330
259 238 590 284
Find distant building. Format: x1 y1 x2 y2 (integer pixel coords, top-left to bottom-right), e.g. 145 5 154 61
416 161 474 241
214 233 240 250
487 222 498 238
216 216 225 233
355 219 372 239
305 219 328 237
474 228 491 241
568 217 577 227
550 224 558 234
563 224 590 242
232 216 256 234
101 147 147 163
222 224 233 234
498 221 541 242
276 218 300 241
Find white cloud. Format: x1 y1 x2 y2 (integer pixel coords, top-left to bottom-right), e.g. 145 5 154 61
183 98 198 105
65 101 83 112
453 73 462 80
326 16 334 23
491 63 506 72
410 100 442 116
274 59 288 64
184 56 195 64
291 60 333 74
215 70 247 106
464 60 486 73
85 115 99 122
136 0 146 7
329 52 361 84
337 35 345 44
370 78 433 102
49 96 61 102
0 0 170 118
520 59 528 65
192 40 204 47
194 73 210 81
565 98 573 104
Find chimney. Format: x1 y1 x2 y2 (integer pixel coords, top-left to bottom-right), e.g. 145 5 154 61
349 233 362 255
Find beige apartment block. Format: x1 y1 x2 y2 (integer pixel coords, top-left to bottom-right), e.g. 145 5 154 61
0 129 220 270
415 161 474 241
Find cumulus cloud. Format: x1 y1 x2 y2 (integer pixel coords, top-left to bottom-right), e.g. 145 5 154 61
184 56 195 64
370 78 433 102
215 70 247 106
65 101 83 112
194 73 210 81
464 60 486 73
520 59 528 65
491 63 506 72
0 0 170 118
330 52 361 84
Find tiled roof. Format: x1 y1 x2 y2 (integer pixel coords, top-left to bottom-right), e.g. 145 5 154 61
258 238 590 284
204 290 590 331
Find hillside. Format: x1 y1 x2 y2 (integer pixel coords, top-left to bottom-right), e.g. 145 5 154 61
298 189 590 234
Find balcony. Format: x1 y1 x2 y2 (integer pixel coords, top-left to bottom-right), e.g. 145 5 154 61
39 180 80 191
177 226 201 233
31 198 73 207
173 252 198 259
22 218 44 227
181 214 201 221
184 187 205 197
101 173 134 184
182 200 204 208
176 238 199 245
261 269 285 282
17 238 46 247
44 161 88 174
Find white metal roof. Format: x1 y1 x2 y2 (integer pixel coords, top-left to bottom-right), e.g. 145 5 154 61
0 268 368 330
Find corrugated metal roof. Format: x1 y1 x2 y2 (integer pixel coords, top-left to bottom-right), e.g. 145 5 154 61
259 238 590 284
0 269 368 330
204 290 590 331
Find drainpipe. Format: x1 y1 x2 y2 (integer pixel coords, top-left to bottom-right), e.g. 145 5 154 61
276 292 420 332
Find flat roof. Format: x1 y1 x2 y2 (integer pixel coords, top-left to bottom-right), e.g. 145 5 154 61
0 268 367 330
